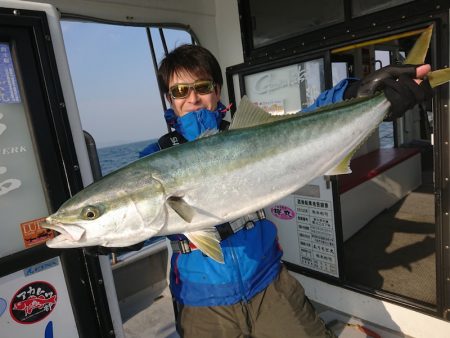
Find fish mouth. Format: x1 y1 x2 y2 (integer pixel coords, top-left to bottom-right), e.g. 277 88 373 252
40 220 86 247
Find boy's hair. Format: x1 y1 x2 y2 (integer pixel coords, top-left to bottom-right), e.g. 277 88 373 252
158 44 223 94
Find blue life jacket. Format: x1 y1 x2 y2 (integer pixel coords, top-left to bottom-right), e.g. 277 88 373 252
140 80 350 306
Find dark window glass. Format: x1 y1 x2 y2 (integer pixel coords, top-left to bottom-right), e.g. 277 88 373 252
249 0 345 48
352 0 413 17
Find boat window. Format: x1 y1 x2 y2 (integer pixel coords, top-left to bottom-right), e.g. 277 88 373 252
331 62 349 86
352 0 414 17
239 0 439 62
248 0 345 49
0 42 52 257
61 22 193 175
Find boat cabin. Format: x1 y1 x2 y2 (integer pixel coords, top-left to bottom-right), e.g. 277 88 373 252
0 0 449 337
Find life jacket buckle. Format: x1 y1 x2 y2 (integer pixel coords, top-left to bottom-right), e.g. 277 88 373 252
171 239 193 254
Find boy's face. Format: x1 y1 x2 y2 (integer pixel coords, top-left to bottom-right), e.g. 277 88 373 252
167 70 221 117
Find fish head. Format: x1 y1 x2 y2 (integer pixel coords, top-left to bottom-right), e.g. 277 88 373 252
42 201 110 248
41 175 167 248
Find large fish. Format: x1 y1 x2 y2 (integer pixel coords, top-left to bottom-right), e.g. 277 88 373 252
41 26 450 263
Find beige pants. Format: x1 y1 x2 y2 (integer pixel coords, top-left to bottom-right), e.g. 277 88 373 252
177 266 335 338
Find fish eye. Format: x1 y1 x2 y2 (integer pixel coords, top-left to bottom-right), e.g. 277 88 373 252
81 206 101 220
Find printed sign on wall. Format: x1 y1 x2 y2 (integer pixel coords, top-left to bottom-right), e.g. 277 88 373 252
244 58 325 115
265 176 339 277
0 257 79 337
10 281 57 324
0 42 50 258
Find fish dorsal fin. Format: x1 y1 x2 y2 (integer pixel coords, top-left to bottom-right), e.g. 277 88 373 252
404 25 433 65
184 230 224 263
229 96 293 130
167 196 195 223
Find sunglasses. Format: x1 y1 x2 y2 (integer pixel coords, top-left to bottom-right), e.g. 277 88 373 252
169 80 215 99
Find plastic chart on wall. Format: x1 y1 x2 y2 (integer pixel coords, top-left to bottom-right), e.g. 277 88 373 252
265 176 339 277
0 257 79 337
243 58 325 114
0 42 52 258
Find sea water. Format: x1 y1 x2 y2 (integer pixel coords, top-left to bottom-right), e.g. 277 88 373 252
97 139 155 176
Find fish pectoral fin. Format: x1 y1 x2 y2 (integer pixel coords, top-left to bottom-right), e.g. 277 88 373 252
325 152 354 176
184 230 224 263
166 196 195 223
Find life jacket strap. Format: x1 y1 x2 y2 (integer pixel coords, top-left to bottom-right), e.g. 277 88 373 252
170 210 266 254
157 130 187 150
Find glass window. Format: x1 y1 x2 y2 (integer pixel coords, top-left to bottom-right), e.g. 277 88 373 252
352 0 413 17
61 22 193 175
0 43 52 257
332 62 348 86
150 28 193 67
249 0 345 48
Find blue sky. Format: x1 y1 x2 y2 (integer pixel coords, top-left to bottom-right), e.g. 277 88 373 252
61 21 191 147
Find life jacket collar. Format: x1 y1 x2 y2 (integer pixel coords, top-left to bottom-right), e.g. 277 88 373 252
164 101 229 141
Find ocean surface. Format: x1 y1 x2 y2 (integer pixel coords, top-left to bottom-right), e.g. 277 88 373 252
379 122 394 148
97 139 155 176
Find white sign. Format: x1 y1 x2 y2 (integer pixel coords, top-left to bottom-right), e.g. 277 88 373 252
265 176 339 277
0 94 50 258
0 257 79 337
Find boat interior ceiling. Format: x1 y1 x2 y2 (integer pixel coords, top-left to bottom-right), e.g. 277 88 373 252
23 0 231 56
28 0 217 22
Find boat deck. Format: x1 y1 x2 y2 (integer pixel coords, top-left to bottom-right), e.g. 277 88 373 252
122 285 179 338
344 170 436 305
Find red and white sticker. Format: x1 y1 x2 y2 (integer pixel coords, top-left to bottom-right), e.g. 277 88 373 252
10 281 57 324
